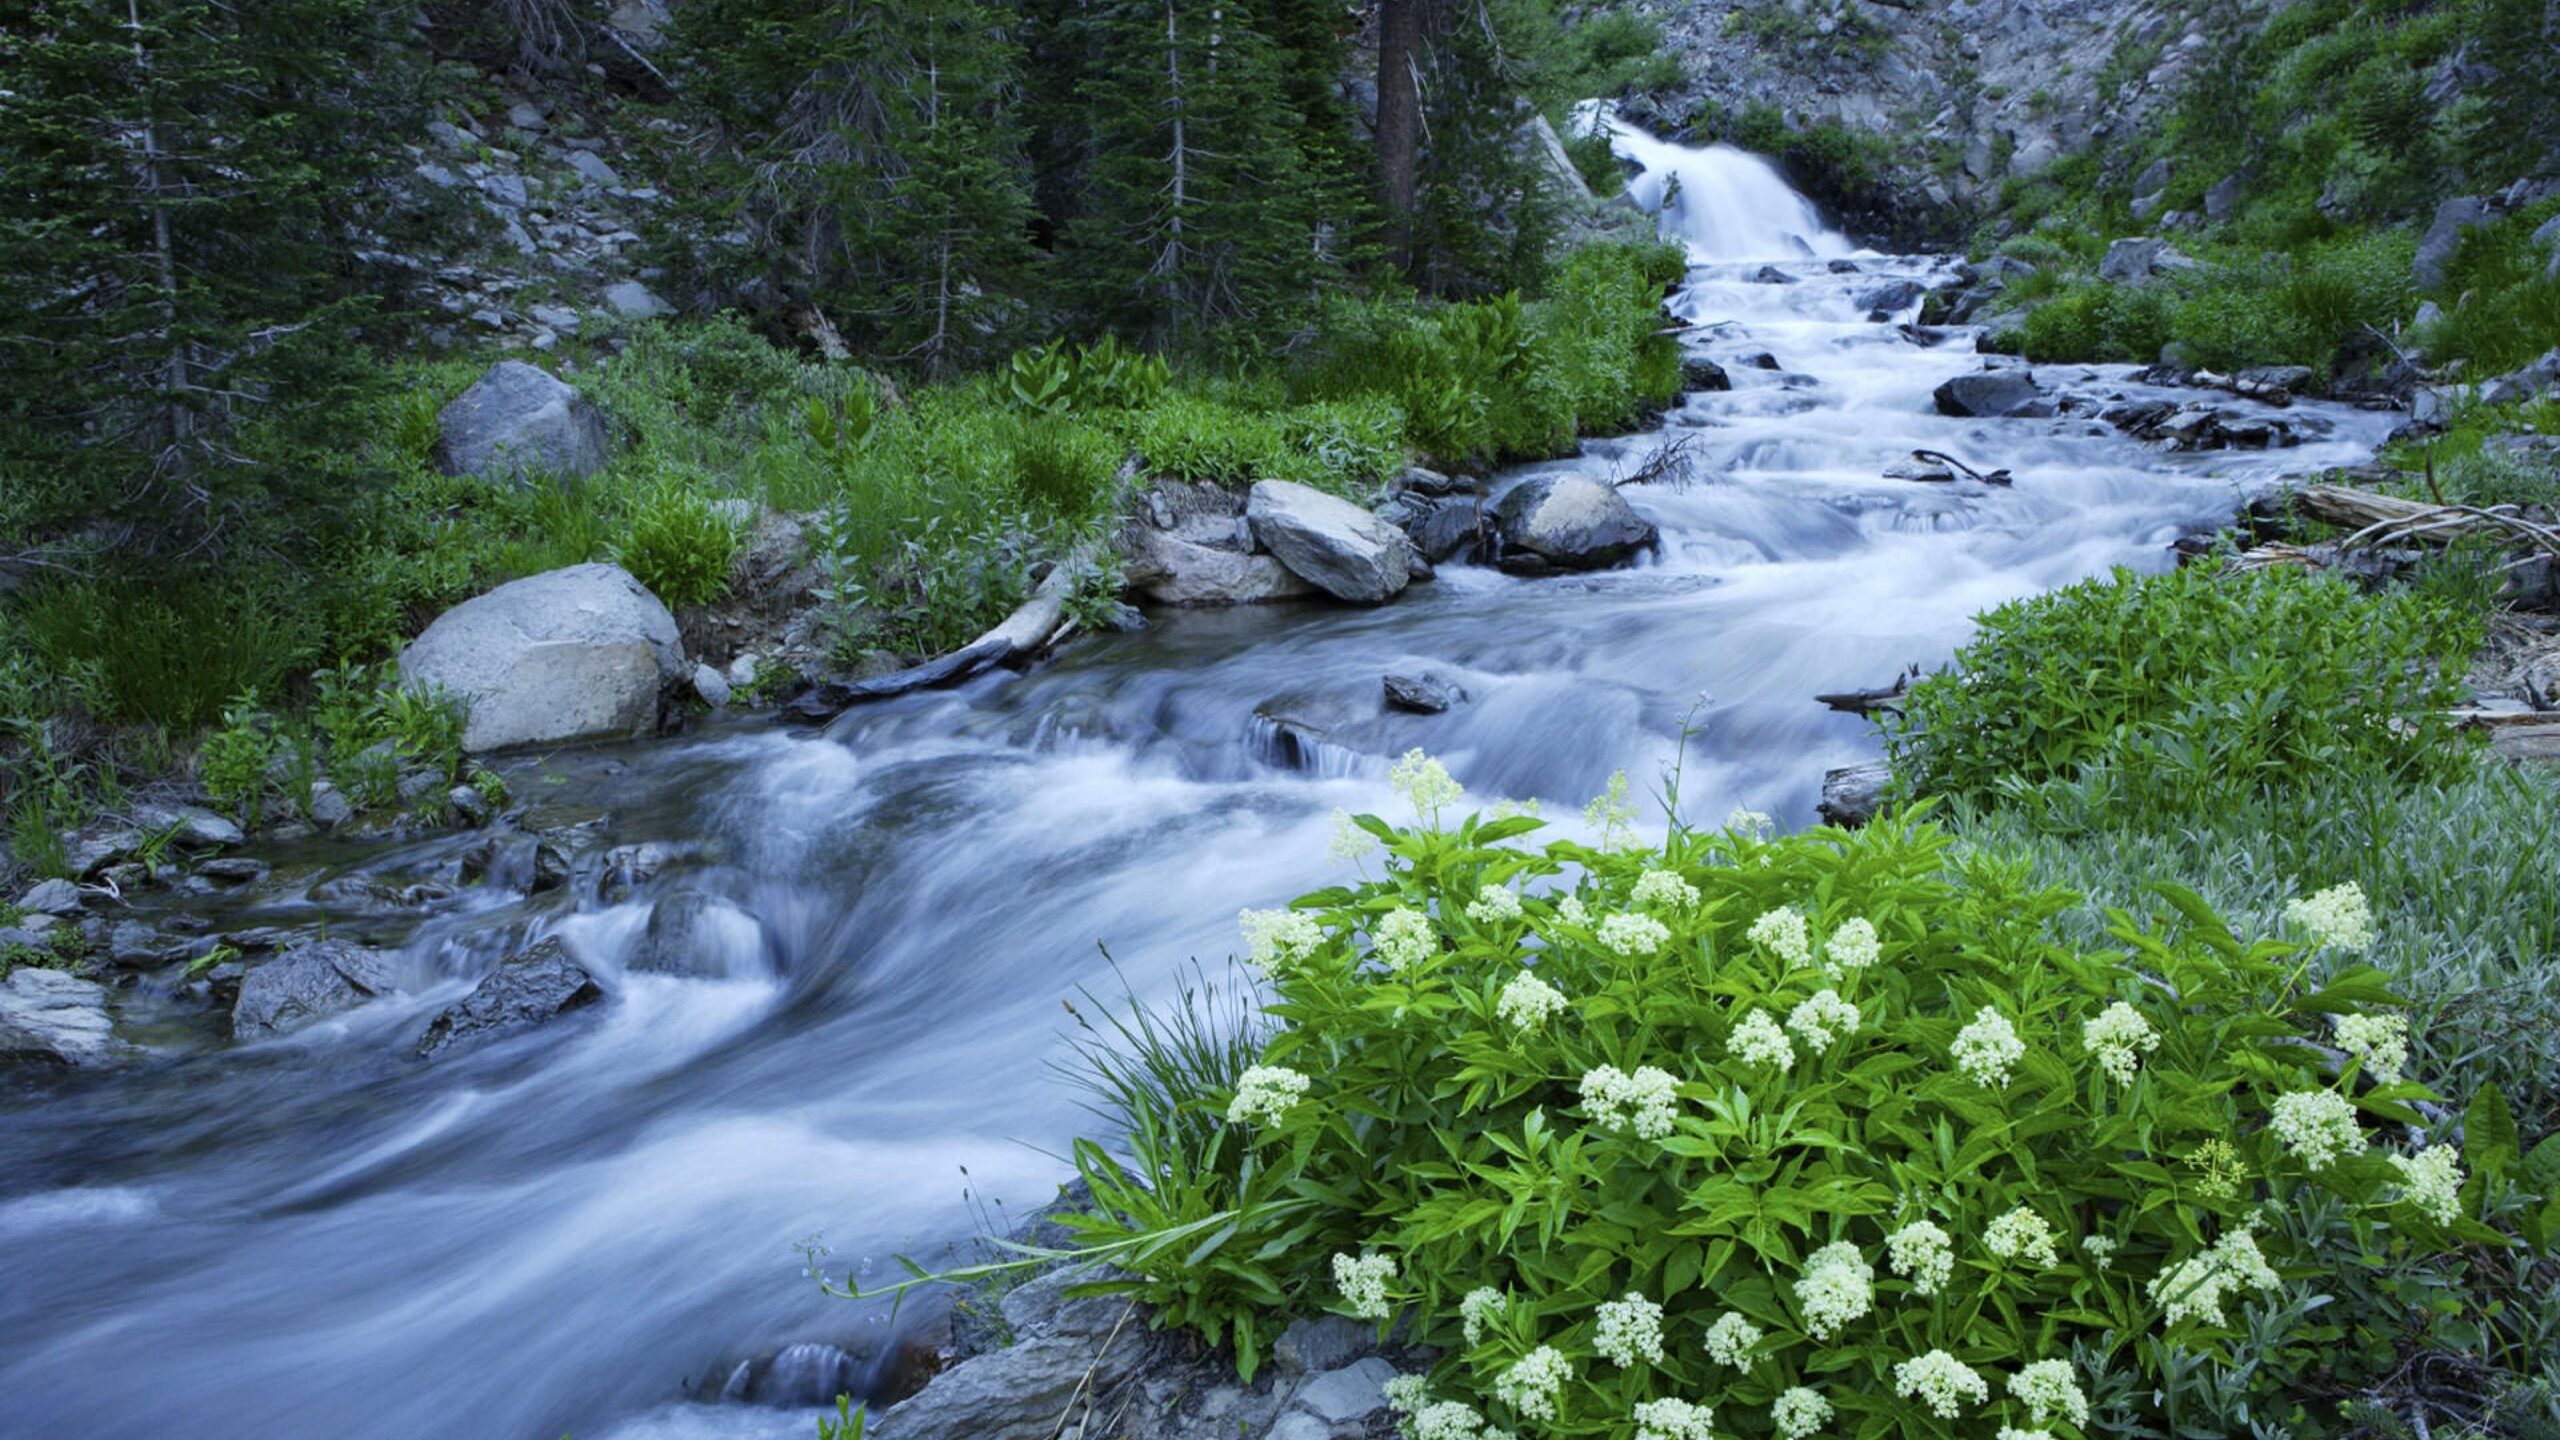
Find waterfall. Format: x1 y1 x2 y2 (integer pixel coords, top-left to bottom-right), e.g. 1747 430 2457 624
1572 101 1856 262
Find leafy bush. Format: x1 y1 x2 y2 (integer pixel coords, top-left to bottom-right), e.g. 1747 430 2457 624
1883 564 2478 824
10 576 317 731
2013 281 2173 365
198 694 278 824
1055 774 2553 1433
614 470 740 607
1007 415 1122 516
2420 201 2560 376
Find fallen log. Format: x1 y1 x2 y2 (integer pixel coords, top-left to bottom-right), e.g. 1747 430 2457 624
1885 449 2012 486
782 549 1094 724
1815 665 1917 716
2293 484 2560 563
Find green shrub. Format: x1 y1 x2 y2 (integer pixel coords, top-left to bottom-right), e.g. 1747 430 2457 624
1883 563 2479 825
2013 282 2172 364
10 576 317 731
2420 201 2560 376
1051 777 2549 1430
198 693 278 823
1006 415 1122 516
1126 393 1293 486
614 471 740 607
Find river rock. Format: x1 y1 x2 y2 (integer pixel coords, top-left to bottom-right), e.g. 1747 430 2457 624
398 562 686 752
1383 671 1465 714
133 802 243 851
629 891 762 979
416 937 604 1058
0 969 123 1067
233 938 395 1040
2097 237 2197 285
1681 355 1732 392
1120 527 1314 606
1819 761 1892 829
18 879 83 916
2415 195 2497 290
1244 480 1414 604
1749 265 1795 284
868 1265 1159 1440
1855 278 1927 317
1492 473 1657 572
1402 496 1484 565
433 360 612 484
2482 348 2560 408
1933 369 2051 418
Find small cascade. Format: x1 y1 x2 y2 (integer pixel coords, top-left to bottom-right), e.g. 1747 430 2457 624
1572 101 1856 262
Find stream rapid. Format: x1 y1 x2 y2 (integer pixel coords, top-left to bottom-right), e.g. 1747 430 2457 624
0 127 2397 1440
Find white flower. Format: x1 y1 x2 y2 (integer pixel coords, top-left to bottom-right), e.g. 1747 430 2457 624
2009 1359 2089 1427
1786 989 1861 1055
1773 1387 1832 1440
1725 807 1774 837
1465 884 1524 924
1328 807 1380 862
1633 868 1700 910
1332 1251 1396 1320
1893 1349 1989 1419
1460 1286 1506 1345
1584 770 1639 850
2270 1089 2365 1171
1416 1399 1490 1440
1824 916 1881 973
1633 1396 1716 1440
1555 893 1591 928
1239 907 1324 967
1728 1008 1796 1070
1579 1064 1682 1139
1597 911 1671 958
1593 1291 1665 1367
2149 1229 2281 1328
1952 1006 2027 1089
1384 1374 1428 1415
2083 1234 2118 1268
1496 970 1569 1030
1984 1206 2060 1268
1886 1219 1955 1296
1391 748 1465 821
2335 1012 2409 1086
1494 1345 1571 1421
1747 906 1813 968
1373 907 1437 970
2285 882 2376 952
2390 1144 2466 1225
1998 1430 2057 1440
1704 1310 1763 1366
2082 1001 2160 1085
1794 1241 1873 1340
1225 1065 1311 1127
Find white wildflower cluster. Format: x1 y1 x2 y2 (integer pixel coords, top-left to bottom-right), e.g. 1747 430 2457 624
1794 1242 1874 1340
1593 1291 1665 1367
2009 1360 2089 1428
1773 1386 1832 1440
1332 1251 1397 1320
1392 749 1465 821
1495 1346 1572 1421
1787 989 1861 1055
1585 771 1641 850
1496 970 1569 1031
1329 808 1380 862
2148 1229 2281 1327
1416 1400 1495 1440
1953 1007 2027 1089
1385 1374 1428 1414
1632 868 1701 910
1725 806 1774 837
1984 1206 2060 1268
2270 1089 2365 1171
1465 885 1525 925
1886 1220 1955 1296
1556 893 1592 928
1633 1396 1716 1440
1997 1429 2057 1440
1824 916 1882 974
1225 1065 1311 1127
1581 1064 1682 1139
2083 1235 2118 1268
1373 908 1438 970
1460 1286 1507 1345
1597 911 1672 958
2285 881 2376 952
1893 1349 1990 1419
1704 1310 1763 1367
1747 906 1813 968
2081 1001 2160 1085
2335 1012 2410 1086
1729 1008 1796 1070
2390 1145 2466 1225
1239 907 1325 968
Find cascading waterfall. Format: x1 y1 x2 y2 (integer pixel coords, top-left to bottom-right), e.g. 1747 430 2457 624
1571 101 1857 262
0 126 2397 1440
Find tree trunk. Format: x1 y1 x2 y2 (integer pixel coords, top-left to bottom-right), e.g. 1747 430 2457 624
1375 0 1423 266
128 0 191 461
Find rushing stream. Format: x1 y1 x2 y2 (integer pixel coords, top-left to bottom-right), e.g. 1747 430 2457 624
0 128 2398 1440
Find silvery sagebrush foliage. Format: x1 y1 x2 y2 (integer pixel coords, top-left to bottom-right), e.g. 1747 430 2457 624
1054 766 2560 1433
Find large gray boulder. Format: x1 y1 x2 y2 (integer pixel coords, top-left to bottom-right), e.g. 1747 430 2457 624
869 1266 1159 1440
1493 473 1657 571
2536 214 2560 281
434 360 612 484
399 563 685 753
1934 369 2052 418
0 969 124 1067
416 937 603 1058
2098 237 2197 286
233 938 394 1040
1245 480 1414 604
2415 196 2498 290
1120 527 1315 606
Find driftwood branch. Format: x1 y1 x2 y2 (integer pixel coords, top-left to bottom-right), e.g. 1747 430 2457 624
1889 449 2014 486
2292 484 2560 562
1815 664 1918 716
1614 433 1702 490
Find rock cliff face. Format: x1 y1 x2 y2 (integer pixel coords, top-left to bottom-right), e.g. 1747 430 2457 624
1620 0 2240 244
